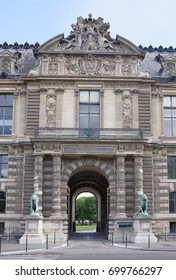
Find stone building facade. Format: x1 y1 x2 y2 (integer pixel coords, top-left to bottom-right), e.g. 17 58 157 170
1 14 176 240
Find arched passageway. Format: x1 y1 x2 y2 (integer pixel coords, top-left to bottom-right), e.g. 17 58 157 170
68 170 109 235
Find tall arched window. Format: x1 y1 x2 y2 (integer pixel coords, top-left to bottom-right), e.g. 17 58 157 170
169 192 176 213
0 191 6 213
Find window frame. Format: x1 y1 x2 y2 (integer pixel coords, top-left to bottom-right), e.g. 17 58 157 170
79 90 100 130
163 96 176 136
0 93 13 135
0 191 6 214
0 154 8 178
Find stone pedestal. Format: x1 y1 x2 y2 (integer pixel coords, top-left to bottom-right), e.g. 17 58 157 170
131 218 157 243
44 218 67 242
20 216 45 244
108 219 133 242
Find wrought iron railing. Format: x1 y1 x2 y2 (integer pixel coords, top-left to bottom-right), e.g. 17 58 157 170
35 127 143 140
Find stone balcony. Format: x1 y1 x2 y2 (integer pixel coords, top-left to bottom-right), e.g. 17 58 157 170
35 127 143 140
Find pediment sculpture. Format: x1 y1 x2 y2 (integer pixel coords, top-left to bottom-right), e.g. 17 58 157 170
60 13 118 51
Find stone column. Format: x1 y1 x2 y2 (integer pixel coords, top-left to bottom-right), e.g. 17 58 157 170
33 154 44 216
51 154 62 218
134 155 143 213
116 155 126 218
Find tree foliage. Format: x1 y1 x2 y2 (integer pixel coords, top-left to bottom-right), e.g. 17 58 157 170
75 196 97 222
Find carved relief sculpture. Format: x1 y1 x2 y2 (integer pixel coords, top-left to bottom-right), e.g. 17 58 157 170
46 91 56 127
122 94 133 128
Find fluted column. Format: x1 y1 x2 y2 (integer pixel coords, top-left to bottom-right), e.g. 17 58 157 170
116 155 126 217
51 154 62 218
134 155 143 213
33 154 44 216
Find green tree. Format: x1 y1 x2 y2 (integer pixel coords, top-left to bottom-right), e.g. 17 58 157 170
76 196 97 222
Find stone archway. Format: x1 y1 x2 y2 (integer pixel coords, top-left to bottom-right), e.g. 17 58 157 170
62 157 116 237
67 169 109 234
72 187 101 225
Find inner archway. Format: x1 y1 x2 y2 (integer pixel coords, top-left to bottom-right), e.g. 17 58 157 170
75 191 97 232
68 170 109 235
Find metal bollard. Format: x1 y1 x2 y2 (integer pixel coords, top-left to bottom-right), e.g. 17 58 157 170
54 232 56 244
148 235 150 249
25 234 28 254
67 233 69 246
125 232 128 248
46 234 49 250
122 232 125 244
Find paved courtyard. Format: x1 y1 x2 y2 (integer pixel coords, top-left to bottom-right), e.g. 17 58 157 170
0 232 176 260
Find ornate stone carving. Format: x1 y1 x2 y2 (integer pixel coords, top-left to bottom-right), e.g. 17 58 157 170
48 55 58 74
122 94 133 128
34 143 61 153
8 146 23 156
66 54 115 76
159 54 176 77
117 143 144 152
46 91 56 127
122 58 131 75
57 14 121 52
81 157 96 166
0 50 19 74
153 148 167 157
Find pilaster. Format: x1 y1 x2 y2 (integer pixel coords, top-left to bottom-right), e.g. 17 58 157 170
33 154 44 216
51 154 62 218
116 155 126 217
134 155 143 214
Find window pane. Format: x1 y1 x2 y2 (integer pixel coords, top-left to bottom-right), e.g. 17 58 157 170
173 119 176 136
80 105 89 113
0 108 3 117
169 201 175 212
0 95 5 105
90 115 99 128
164 109 171 117
163 96 171 106
4 126 12 134
90 91 99 102
5 107 12 117
1 166 8 178
170 192 174 199
172 109 176 117
5 95 13 106
164 119 172 136
172 97 176 107
79 115 89 128
90 105 99 113
80 91 89 102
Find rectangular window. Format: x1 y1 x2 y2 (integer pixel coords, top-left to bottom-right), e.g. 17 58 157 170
0 222 5 234
0 94 13 135
164 96 176 136
0 155 8 178
79 90 100 137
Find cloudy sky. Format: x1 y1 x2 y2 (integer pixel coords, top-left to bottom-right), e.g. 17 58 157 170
1 0 176 48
